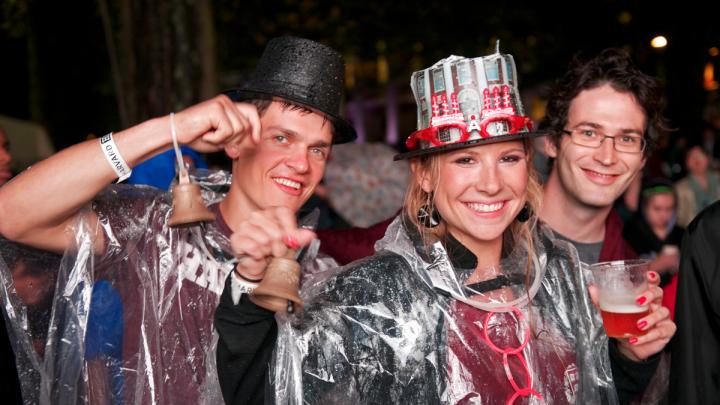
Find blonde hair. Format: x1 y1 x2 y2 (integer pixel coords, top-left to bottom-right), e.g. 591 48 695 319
403 139 543 271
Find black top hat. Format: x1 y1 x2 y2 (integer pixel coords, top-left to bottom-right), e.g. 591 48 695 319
226 36 356 144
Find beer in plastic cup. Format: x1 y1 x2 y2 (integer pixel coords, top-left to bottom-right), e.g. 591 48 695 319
590 260 650 338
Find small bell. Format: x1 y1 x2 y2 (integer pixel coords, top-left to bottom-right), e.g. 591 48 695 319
250 250 303 313
168 169 216 228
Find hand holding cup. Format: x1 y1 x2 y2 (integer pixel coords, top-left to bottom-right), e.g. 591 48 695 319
589 259 676 361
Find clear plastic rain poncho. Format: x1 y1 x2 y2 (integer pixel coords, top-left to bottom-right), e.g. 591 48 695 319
0 169 333 405
269 216 619 404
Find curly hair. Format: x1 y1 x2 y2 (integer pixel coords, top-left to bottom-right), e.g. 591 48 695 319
540 48 670 157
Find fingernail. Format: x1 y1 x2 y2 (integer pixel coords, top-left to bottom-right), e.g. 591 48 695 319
637 320 648 330
648 272 658 280
285 236 299 250
629 337 638 345
636 296 647 306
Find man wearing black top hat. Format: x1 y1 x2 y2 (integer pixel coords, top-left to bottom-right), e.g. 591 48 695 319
0 36 354 404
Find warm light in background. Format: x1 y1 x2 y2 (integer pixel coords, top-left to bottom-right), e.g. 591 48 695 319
704 62 718 91
651 36 668 49
618 11 632 25
376 40 389 85
710 47 719 57
345 55 356 90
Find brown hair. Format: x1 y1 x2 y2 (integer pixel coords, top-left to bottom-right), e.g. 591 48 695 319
247 98 335 134
540 48 671 157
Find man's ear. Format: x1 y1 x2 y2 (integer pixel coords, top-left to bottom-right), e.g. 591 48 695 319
224 141 241 159
410 160 433 193
224 132 257 159
544 136 559 158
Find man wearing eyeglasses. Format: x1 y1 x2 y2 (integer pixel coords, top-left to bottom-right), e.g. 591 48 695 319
539 48 674 403
540 48 667 265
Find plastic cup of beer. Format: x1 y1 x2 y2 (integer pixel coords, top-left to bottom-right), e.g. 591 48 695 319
590 259 650 338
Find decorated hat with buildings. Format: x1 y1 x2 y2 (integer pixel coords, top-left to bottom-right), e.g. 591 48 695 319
395 43 544 160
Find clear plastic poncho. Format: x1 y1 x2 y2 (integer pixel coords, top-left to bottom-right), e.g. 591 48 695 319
269 217 618 404
1 169 263 405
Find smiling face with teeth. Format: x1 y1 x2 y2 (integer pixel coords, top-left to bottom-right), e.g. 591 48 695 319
224 101 333 216
415 140 528 257
545 84 646 209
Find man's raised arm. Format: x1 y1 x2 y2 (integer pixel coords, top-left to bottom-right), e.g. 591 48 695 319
0 95 259 253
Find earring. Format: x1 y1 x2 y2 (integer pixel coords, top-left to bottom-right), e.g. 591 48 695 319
516 204 531 223
417 204 441 228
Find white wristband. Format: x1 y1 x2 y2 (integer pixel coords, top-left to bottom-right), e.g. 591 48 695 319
230 271 259 305
99 132 132 182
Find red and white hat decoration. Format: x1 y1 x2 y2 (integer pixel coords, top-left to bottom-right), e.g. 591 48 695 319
395 42 542 160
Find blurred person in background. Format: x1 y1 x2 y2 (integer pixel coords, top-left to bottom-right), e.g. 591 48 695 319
321 142 409 229
702 123 720 167
666 136 688 180
623 178 683 287
702 102 720 165
623 179 683 320
315 142 409 263
675 144 720 227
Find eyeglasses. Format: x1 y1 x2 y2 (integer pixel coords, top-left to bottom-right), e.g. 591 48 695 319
562 128 645 153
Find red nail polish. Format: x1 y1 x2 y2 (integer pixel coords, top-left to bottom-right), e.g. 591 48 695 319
286 236 299 249
649 272 657 280
629 337 638 345
636 296 647 306
637 320 647 330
